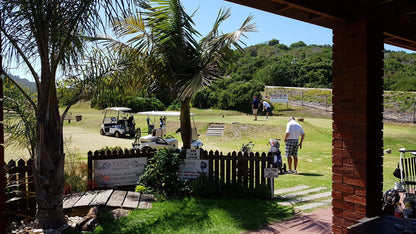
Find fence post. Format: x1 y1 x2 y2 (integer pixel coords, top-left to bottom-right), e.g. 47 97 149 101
413 102 415 124
301 91 304 106
325 96 328 112
87 151 93 189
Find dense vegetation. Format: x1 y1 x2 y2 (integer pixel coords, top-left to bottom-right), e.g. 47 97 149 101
13 39 416 113
192 39 416 112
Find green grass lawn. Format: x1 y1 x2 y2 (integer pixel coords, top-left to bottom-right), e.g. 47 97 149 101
94 197 293 234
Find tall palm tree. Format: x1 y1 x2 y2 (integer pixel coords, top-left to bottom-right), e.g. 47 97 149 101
109 0 256 148
1 0 135 228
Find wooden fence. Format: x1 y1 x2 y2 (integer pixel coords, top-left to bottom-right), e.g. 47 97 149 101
1 150 274 218
87 149 274 191
3 158 36 218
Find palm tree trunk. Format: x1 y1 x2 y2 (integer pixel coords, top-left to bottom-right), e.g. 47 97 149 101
33 54 66 228
180 97 192 149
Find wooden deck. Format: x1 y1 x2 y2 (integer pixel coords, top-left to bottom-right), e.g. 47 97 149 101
63 189 154 210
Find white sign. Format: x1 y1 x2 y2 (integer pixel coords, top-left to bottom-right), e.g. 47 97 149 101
270 94 289 103
264 168 279 178
94 157 147 187
186 149 200 159
177 159 209 181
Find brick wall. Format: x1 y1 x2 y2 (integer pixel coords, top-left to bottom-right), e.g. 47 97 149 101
332 20 384 233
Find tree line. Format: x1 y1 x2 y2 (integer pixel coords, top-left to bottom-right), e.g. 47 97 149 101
84 38 416 114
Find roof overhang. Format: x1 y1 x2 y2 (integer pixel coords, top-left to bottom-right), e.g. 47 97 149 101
226 0 416 51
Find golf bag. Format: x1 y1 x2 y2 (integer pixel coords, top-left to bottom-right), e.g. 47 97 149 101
268 139 286 174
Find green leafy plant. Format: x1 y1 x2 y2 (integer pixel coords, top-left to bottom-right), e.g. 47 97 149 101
64 139 87 193
138 149 184 197
126 96 166 112
135 185 147 193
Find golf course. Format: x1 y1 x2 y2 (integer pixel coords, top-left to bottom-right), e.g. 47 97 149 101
5 101 416 193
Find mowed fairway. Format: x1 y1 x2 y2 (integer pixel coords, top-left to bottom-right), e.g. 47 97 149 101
5 101 416 192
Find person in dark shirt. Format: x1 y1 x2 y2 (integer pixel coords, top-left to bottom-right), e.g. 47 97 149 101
252 96 260 121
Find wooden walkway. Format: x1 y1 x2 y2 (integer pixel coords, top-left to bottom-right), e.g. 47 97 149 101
63 190 154 210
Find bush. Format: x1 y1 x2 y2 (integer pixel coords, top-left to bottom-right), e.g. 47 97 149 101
167 99 181 110
126 96 166 112
138 149 184 197
64 141 87 193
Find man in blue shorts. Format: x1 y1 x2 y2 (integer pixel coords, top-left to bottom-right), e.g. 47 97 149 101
284 116 305 174
260 100 271 119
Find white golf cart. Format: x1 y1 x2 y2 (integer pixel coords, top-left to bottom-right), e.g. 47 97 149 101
100 107 136 138
132 111 203 151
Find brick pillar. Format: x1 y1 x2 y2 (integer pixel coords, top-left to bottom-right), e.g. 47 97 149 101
332 20 384 233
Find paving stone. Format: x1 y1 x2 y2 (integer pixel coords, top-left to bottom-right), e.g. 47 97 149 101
279 191 332 206
279 187 327 199
274 185 310 195
296 199 332 211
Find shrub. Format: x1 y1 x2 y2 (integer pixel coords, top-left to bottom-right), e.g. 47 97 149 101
138 149 184 197
167 99 181 110
126 96 166 112
64 141 87 193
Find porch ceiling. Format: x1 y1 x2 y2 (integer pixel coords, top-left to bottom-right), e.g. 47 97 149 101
225 0 416 51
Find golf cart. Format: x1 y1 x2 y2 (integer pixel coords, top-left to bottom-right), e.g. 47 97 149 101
132 111 203 151
100 107 136 138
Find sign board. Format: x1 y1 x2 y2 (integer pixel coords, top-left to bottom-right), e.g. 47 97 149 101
94 157 147 187
264 168 279 178
177 159 209 181
186 149 200 159
270 94 289 103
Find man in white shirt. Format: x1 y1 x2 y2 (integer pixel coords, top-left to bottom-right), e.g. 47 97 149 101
284 116 305 174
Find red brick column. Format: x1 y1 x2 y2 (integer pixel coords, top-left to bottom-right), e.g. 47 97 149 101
332 20 384 233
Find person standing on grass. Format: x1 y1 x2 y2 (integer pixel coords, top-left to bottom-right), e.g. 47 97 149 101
252 96 260 121
284 116 305 174
260 100 271 119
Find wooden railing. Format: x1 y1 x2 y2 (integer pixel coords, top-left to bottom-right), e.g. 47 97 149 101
3 159 36 218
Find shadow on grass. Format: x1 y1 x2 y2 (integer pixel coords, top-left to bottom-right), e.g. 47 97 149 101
94 197 293 233
296 173 323 177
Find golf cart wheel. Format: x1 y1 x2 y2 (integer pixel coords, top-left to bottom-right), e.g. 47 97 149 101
142 146 153 153
115 131 121 138
100 129 105 135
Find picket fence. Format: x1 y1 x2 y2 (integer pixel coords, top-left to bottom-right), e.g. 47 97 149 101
87 149 274 190
2 149 274 218
3 158 36 218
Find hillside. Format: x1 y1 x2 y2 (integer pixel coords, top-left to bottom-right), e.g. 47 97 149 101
227 39 416 91
9 75 36 93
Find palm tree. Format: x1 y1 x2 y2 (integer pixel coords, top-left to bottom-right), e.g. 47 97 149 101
109 0 256 148
1 0 135 228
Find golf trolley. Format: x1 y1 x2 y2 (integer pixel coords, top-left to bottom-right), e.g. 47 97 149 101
239 140 287 175
268 139 287 174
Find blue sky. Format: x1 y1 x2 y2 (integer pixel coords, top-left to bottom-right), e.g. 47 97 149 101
9 0 413 80
182 0 412 52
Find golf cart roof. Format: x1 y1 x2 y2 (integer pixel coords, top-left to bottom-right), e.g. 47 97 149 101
105 107 132 112
136 111 194 117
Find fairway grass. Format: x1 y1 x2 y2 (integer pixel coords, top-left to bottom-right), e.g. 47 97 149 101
5 101 416 193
